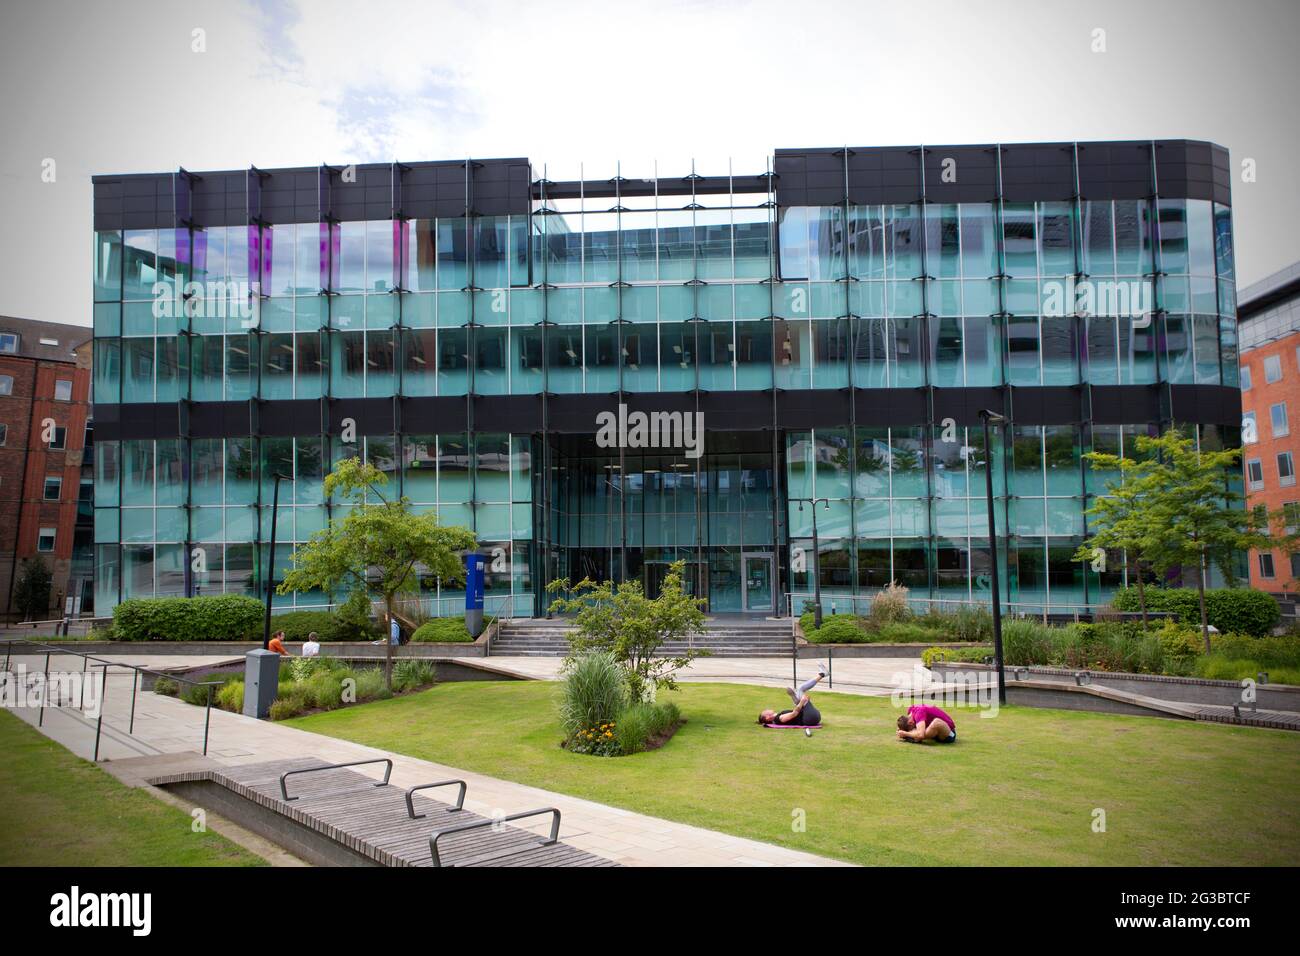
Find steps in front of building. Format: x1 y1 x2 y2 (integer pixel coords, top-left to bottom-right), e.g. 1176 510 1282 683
491 618 793 658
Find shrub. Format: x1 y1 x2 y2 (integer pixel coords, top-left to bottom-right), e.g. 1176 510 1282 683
151 676 179 697
876 621 942 644
269 698 305 720
922 645 993 667
392 660 435 692
303 670 344 710
559 652 626 739
181 673 232 706
615 704 654 755
1157 620 1203 665
1001 618 1058 666
113 595 265 642
216 680 244 712
805 616 870 644
412 617 475 642
1111 587 1279 637
869 581 912 627
1209 633 1300 670
353 668 391 702
919 606 993 642
335 589 376 638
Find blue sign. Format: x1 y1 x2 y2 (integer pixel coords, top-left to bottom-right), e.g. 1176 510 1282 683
465 553 486 611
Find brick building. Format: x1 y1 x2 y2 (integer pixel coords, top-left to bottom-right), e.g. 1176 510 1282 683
1238 263 1300 594
0 317 94 620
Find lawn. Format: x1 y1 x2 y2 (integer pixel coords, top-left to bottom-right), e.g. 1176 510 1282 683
287 681 1300 866
0 710 265 867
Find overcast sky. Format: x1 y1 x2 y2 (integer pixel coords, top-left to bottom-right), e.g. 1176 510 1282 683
1 0 1297 326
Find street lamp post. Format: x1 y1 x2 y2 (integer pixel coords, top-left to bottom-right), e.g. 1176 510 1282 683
978 410 1007 705
261 474 285 651
797 497 832 628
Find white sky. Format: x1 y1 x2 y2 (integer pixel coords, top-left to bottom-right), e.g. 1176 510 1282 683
1 0 1297 325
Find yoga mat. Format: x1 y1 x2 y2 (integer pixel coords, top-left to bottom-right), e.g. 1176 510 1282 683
764 723 822 729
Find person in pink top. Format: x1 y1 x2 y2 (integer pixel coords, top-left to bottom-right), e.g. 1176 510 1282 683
896 703 956 744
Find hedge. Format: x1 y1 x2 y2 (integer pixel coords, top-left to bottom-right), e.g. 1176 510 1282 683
268 609 379 642
412 617 476 643
1111 587 1279 637
112 595 264 642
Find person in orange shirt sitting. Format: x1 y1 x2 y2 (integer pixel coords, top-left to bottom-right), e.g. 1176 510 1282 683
267 630 289 655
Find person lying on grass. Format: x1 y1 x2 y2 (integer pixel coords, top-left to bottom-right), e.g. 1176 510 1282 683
758 663 828 727
896 703 956 744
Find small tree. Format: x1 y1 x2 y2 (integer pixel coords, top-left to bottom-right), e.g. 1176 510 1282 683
1081 429 1295 651
13 557 53 621
1075 450 1156 625
547 559 706 702
278 458 477 687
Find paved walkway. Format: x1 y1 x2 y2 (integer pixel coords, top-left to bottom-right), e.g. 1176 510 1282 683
2 652 853 867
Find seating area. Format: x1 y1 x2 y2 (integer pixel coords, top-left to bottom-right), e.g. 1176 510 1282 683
148 757 619 868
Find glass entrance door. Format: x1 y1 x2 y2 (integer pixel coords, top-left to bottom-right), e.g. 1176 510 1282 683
742 554 773 612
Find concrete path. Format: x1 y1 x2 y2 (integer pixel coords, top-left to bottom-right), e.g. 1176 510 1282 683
2 652 851 868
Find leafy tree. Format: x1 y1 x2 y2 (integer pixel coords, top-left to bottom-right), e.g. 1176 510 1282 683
1075 450 1156 625
546 559 706 702
13 557 53 621
1080 429 1294 651
278 458 477 686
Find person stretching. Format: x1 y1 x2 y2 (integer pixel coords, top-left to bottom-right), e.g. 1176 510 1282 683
896 703 956 743
758 663 829 727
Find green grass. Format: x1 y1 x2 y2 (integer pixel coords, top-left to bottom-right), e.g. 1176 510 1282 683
287 681 1300 866
0 710 266 866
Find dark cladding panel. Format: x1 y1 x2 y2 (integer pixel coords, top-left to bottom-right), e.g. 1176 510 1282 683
260 399 325 436
1088 385 1161 425
853 388 928 426
922 146 998 203
187 401 253 438
1077 141 1153 201
776 388 850 428
400 396 468 433
698 391 770 430
999 143 1076 202
846 146 922 205
1167 384 1241 426
1009 386 1083 425
931 387 1006 426
1155 139 1224 204
548 394 611 433
327 398 395 435
472 158 532 216
473 393 542 432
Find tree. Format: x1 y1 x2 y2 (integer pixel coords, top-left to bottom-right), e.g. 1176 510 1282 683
1075 450 1156 625
1080 428 1295 651
278 458 477 687
13 557 53 621
546 559 706 702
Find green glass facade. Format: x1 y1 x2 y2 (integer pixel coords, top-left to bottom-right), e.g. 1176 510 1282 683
89 142 1243 616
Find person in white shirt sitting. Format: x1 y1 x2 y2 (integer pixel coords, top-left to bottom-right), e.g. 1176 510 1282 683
302 632 321 658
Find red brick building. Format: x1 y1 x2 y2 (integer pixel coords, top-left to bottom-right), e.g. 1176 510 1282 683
1239 263 1300 595
0 317 93 620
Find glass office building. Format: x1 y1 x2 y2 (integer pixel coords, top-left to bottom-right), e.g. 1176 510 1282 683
90 140 1242 616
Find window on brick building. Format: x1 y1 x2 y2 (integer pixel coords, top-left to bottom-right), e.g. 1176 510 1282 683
1271 402 1289 438
0 375 12 396
49 426 66 450
54 379 72 401
0 334 17 354
43 476 62 500
1286 502 1300 532
1279 452 1295 487
37 527 55 552
1247 459 1264 490
1265 354 1283 383
0 423 7 446
1259 553 1276 578
1241 365 1252 391
1243 411 1258 444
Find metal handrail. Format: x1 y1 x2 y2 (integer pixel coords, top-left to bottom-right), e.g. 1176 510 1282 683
428 807 561 867
3 637 224 759
279 758 394 802
405 780 467 818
